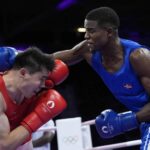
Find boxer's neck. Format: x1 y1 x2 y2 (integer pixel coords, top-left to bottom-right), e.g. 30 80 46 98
3 71 25 104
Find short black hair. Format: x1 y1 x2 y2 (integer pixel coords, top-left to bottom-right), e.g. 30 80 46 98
86 7 120 29
13 47 55 74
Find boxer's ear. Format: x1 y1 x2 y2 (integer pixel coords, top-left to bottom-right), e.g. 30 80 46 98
19 68 29 78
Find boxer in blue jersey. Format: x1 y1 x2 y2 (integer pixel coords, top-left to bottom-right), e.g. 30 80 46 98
1 7 150 149
51 7 150 150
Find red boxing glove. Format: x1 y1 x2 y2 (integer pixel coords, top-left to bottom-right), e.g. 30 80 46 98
21 89 67 133
45 59 69 88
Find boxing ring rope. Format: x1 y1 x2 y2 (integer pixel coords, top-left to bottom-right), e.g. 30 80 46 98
38 119 95 132
85 140 141 150
37 118 141 150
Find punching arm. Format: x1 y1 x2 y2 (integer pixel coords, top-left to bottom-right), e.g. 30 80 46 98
52 40 90 65
0 47 69 88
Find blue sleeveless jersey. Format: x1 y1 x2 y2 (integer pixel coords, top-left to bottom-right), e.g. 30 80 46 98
91 39 149 112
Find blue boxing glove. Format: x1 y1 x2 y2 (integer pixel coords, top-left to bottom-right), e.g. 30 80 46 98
95 109 139 139
0 47 18 72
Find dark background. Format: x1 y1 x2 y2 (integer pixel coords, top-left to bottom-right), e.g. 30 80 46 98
0 0 150 149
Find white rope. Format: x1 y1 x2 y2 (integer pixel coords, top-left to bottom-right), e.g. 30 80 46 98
82 119 95 126
85 139 141 150
37 126 57 131
38 119 95 132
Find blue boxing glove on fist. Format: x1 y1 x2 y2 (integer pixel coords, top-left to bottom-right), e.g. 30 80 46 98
95 109 139 139
0 47 18 71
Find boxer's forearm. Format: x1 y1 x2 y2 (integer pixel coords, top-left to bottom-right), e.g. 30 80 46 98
51 50 83 66
51 40 91 65
0 126 30 150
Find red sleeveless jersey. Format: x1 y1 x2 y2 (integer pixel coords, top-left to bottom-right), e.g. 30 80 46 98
0 76 37 130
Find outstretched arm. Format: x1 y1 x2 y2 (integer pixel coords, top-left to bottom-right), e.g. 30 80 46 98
0 41 91 71
51 40 91 65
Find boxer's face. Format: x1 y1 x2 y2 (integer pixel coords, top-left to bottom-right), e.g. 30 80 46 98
84 19 111 50
20 68 49 98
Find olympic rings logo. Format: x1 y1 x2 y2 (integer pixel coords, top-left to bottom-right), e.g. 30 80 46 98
62 135 79 144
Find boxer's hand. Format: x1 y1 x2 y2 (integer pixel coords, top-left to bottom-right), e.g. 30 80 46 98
95 109 139 139
21 89 67 133
45 59 69 88
0 47 18 71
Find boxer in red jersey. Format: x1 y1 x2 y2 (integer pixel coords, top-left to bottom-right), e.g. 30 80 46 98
0 47 67 150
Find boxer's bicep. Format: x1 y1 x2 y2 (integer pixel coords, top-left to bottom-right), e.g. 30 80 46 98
130 48 150 77
130 48 150 93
